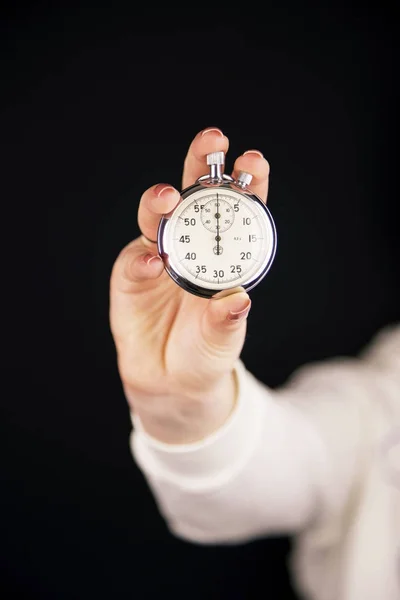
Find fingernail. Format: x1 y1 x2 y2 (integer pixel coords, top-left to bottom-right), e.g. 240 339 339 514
143 253 162 266
154 184 176 198
201 127 224 137
243 149 264 158
227 300 252 322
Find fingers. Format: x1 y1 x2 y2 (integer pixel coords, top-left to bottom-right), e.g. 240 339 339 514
182 127 229 189
111 240 164 294
232 150 270 203
182 127 269 203
138 183 181 244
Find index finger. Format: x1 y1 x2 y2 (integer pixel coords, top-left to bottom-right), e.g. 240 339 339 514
182 127 229 189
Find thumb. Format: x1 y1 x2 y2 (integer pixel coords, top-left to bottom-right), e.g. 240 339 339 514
201 291 251 360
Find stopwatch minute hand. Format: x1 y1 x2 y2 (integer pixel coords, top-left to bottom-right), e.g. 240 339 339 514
216 193 221 255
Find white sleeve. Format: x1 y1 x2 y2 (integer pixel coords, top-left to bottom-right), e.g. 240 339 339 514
130 324 400 545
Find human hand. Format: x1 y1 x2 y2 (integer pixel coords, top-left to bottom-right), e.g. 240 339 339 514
110 128 270 443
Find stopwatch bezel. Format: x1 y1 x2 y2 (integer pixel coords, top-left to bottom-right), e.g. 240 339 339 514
157 180 277 299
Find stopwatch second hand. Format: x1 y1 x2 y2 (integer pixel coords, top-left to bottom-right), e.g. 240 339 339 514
216 193 220 255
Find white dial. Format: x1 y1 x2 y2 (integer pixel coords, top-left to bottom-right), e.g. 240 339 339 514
159 186 276 294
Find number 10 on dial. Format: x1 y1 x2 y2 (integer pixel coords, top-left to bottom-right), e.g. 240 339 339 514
157 151 277 298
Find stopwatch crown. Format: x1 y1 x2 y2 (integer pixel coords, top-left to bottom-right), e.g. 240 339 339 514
236 171 253 188
206 151 225 166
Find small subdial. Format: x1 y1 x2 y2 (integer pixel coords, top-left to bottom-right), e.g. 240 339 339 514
200 197 235 233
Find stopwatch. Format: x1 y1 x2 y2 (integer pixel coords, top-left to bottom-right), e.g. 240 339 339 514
157 151 277 299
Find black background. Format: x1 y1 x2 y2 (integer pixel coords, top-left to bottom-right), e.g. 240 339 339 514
1 3 398 599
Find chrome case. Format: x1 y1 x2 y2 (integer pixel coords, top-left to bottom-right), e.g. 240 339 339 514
157 156 277 299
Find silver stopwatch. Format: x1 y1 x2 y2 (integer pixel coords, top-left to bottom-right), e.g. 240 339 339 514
157 151 277 299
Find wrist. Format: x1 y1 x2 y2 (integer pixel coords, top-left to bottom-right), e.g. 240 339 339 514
128 370 237 445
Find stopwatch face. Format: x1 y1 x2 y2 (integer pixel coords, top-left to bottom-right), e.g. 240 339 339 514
158 184 277 298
